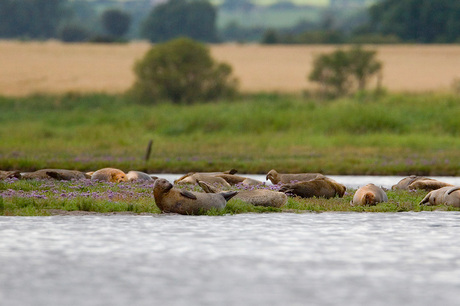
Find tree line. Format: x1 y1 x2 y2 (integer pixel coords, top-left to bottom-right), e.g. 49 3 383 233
0 0 459 44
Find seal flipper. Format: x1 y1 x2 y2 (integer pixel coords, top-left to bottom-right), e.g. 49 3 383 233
197 180 220 193
180 190 198 200
220 191 238 202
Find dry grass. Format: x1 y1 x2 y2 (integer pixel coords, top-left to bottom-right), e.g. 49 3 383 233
2 41 460 96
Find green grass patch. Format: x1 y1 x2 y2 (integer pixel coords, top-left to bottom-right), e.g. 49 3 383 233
0 92 459 175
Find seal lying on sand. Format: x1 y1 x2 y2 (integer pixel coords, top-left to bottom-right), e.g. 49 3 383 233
266 169 324 184
279 177 346 199
126 171 157 182
419 186 460 207
0 170 21 180
91 168 127 183
351 183 388 206
198 181 287 208
392 175 453 191
153 178 238 215
21 169 87 180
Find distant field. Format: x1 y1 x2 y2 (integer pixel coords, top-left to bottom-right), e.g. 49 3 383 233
1 41 460 96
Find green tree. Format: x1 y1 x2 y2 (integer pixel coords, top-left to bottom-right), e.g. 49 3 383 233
368 0 460 43
130 38 238 104
140 0 218 43
0 0 69 39
309 46 382 97
101 9 131 38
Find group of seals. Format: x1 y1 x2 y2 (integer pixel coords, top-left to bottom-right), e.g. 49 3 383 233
391 175 453 191
2 166 459 213
2 167 156 183
174 170 263 187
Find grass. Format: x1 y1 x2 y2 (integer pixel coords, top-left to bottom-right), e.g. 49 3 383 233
0 92 459 175
1 178 457 216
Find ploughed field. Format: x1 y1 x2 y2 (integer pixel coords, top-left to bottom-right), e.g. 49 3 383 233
1 41 460 96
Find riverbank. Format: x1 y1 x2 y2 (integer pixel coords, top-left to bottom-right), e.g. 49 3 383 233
1 178 458 216
1 92 459 175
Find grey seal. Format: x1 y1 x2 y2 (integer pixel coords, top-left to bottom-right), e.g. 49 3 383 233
153 178 238 215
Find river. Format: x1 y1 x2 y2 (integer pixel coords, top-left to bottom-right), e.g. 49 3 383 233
1 212 459 306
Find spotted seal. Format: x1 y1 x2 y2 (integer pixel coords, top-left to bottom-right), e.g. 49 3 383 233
153 178 238 214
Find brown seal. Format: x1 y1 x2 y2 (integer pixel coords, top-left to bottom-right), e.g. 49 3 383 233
279 177 346 199
153 178 238 215
419 186 460 207
91 168 127 183
266 169 324 184
0 170 21 180
198 180 287 208
392 175 453 191
351 183 388 206
21 169 87 180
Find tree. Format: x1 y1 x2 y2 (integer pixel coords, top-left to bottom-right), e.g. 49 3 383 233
129 38 238 104
140 0 218 43
0 0 69 39
368 0 460 43
58 24 91 42
101 9 131 38
309 46 382 97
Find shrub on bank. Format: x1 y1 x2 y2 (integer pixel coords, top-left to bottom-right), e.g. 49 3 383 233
129 38 238 104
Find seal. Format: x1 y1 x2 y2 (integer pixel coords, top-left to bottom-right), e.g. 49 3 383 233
407 178 453 191
126 170 157 182
419 186 460 207
215 174 264 186
153 178 238 214
91 168 128 183
279 177 346 199
351 183 388 206
443 187 460 207
266 169 324 184
21 169 87 180
174 173 231 187
0 170 21 180
198 180 287 208
392 175 452 191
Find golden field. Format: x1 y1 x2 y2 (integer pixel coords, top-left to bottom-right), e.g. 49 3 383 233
1 40 460 96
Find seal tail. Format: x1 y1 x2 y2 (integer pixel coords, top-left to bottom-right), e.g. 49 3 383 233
220 191 238 202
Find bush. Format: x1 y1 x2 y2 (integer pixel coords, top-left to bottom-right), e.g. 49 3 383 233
308 46 382 97
129 38 238 104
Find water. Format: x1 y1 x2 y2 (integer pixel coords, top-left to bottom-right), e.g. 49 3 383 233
1 212 460 306
159 174 460 189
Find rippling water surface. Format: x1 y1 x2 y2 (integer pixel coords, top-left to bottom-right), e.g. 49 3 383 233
1 213 460 306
